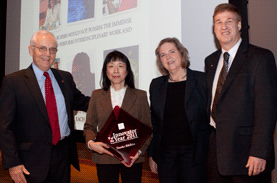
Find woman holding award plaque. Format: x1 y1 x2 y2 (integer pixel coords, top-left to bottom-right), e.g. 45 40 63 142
147 38 211 183
84 50 152 183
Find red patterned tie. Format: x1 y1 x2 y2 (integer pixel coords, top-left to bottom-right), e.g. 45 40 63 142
44 72 61 145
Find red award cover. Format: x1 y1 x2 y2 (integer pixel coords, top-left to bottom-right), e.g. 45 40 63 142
94 106 152 165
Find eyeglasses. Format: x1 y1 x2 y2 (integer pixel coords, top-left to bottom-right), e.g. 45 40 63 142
32 45 58 54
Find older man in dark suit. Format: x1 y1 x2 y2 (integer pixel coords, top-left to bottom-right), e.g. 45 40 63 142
0 30 90 183
205 3 277 183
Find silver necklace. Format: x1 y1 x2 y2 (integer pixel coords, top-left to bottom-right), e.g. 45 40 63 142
169 74 187 82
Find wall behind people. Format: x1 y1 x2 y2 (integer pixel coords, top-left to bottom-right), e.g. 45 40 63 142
0 0 7 87
181 0 227 71
248 1 277 60
248 1 277 182
4 0 20 77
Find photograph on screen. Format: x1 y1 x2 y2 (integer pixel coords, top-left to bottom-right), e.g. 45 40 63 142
39 0 61 31
52 58 60 69
71 52 95 97
102 0 138 16
67 0 95 23
104 45 139 88
70 51 95 130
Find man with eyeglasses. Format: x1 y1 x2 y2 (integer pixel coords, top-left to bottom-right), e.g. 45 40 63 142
0 30 90 183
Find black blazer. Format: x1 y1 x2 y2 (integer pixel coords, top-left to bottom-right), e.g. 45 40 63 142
205 41 277 175
0 65 90 182
147 68 210 166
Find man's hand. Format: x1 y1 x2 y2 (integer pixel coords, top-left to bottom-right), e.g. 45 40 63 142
149 157 158 174
246 156 266 176
9 164 30 183
88 141 114 157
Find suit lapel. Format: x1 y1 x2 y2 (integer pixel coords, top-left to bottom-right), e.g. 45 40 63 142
207 50 221 105
121 87 138 112
99 89 113 114
156 76 168 123
97 87 137 115
51 69 66 96
220 41 248 97
24 66 49 121
185 68 196 105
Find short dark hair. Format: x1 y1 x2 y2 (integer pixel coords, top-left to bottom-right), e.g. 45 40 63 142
155 37 190 76
213 3 241 23
101 50 135 91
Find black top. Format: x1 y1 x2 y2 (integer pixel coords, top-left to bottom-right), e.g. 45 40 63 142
161 80 193 145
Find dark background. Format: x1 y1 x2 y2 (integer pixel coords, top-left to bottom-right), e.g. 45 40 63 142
0 0 7 87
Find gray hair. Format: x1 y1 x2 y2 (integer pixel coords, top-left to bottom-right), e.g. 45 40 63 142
30 30 58 47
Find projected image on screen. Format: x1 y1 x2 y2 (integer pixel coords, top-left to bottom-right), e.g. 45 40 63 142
103 0 138 16
104 45 139 87
52 58 60 69
71 52 95 96
68 0 95 23
39 0 61 31
71 51 95 130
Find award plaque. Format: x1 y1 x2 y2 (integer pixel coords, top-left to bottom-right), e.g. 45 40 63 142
94 106 152 165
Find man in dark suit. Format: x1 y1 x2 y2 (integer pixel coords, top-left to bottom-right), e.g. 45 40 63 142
0 30 90 183
205 3 277 183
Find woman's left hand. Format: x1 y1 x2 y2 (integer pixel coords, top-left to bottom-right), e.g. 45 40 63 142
121 152 139 167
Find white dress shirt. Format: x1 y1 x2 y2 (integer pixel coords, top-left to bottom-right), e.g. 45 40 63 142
210 38 242 128
110 86 127 108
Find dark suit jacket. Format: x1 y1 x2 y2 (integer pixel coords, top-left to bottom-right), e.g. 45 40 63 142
147 68 211 166
205 41 277 175
83 87 152 164
0 65 89 182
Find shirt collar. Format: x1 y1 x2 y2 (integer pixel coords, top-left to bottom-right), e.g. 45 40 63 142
32 63 54 80
110 85 127 94
222 38 242 59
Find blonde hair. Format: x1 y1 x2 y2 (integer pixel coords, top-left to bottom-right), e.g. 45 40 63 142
155 37 190 76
